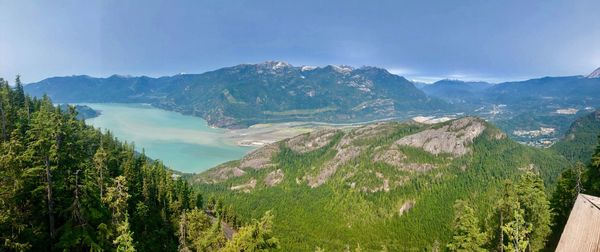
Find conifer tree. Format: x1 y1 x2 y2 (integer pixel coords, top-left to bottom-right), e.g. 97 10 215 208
93 145 108 199
502 203 531 252
178 210 192 252
550 163 580 234
104 175 130 223
0 79 218 250
13 75 25 108
515 172 552 251
114 215 136 252
447 200 486 252
223 210 279 251
25 98 60 243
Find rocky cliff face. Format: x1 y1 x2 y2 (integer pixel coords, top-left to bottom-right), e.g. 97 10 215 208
395 117 486 157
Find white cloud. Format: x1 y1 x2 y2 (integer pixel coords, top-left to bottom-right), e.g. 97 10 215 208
386 67 413 76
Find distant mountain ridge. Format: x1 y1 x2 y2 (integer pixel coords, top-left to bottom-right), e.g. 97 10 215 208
483 76 600 104
420 79 493 103
419 75 600 108
25 61 447 128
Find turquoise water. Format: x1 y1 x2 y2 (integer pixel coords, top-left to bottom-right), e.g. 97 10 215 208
82 103 253 173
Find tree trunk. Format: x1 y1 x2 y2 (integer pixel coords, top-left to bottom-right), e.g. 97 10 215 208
0 101 6 142
100 166 104 199
45 156 56 240
499 210 504 252
179 211 188 251
25 99 30 121
72 170 84 225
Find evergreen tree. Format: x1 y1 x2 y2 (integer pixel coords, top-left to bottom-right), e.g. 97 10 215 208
515 172 552 251
549 163 582 236
195 193 204 209
114 215 136 252
588 134 600 194
447 200 486 252
0 80 220 251
186 208 214 251
196 218 226 251
94 145 108 199
56 169 99 251
178 210 191 252
13 75 25 108
223 211 279 251
488 172 552 251
104 175 130 223
24 98 61 244
502 203 531 252
0 79 9 142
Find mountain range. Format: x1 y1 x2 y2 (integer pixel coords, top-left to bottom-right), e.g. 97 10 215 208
24 62 600 142
419 75 600 109
25 61 446 128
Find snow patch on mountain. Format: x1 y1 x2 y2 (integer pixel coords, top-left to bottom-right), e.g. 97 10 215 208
301 66 317 71
330 65 354 74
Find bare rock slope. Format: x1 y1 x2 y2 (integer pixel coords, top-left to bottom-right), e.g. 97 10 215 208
196 117 490 191
395 117 486 156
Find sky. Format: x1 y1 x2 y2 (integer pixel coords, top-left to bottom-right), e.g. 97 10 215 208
1 0 599 83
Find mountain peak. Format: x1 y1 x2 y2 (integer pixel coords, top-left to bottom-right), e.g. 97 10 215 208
261 61 293 69
587 67 600 78
358 65 390 74
326 65 354 74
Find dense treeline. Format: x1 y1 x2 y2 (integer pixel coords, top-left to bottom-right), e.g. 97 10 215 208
447 131 600 251
0 77 278 251
447 172 552 251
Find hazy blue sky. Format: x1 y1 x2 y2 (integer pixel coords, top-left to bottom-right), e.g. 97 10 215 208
1 0 599 83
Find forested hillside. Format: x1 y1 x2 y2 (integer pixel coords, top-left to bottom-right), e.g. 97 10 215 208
551 109 600 164
546 110 600 249
0 77 278 251
192 117 570 250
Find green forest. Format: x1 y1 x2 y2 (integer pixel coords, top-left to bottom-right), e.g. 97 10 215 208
0 77 278 251
193 113 600 251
